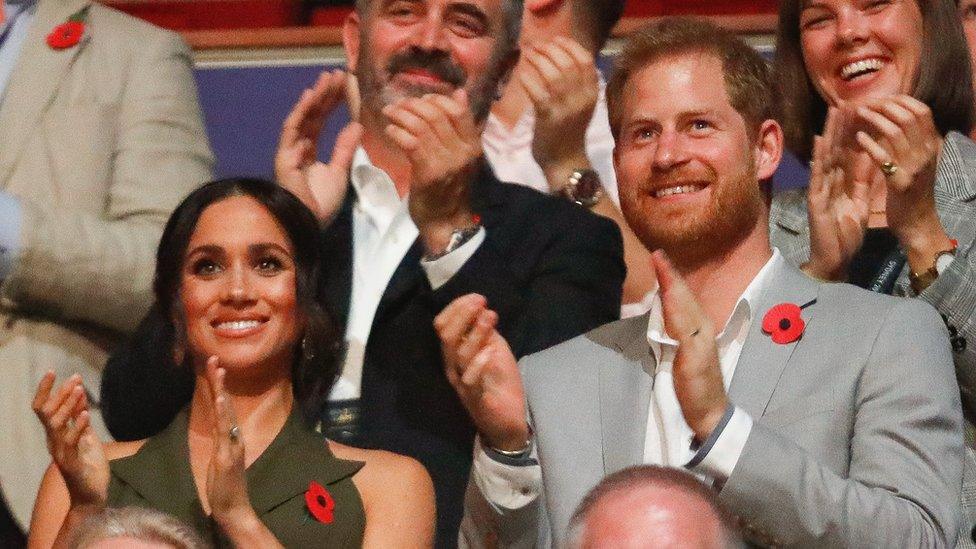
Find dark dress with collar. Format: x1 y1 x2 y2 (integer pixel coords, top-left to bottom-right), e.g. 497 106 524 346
107 407 366 548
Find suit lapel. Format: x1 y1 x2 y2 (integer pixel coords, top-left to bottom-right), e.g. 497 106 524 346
246 409 364 516
372 160 503 323
600 314 654 474
320 198 354 328
110 409 205 524
0 0 91 186
728 260 820 418
111 408 364 520
373 239 425 321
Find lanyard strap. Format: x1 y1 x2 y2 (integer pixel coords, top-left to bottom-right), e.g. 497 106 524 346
866 248 907 294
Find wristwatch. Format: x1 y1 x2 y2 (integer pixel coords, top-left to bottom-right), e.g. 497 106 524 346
560 168 603 208
909 240 958 294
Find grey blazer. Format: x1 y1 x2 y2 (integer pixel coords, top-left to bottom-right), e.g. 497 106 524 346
770 131 976 546
466 260 963 548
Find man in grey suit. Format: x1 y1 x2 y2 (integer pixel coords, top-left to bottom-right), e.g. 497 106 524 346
0 0 212 536
435 18 964 547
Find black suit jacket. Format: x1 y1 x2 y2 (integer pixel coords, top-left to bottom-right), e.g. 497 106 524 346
101 162 625 547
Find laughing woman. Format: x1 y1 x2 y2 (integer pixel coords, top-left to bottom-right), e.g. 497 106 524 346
770 0 976 544
27 179 434 548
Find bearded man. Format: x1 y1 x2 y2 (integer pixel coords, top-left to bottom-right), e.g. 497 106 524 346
100 1 625 546
436 18 963 548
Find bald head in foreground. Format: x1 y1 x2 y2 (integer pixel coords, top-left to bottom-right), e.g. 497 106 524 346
565 466 742 549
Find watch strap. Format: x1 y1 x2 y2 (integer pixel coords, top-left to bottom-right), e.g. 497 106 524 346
909 240 958 294
422 223 482 262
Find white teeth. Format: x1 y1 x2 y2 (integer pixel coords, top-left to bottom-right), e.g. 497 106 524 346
841 58 884 81
217 320 261 331
654 185 703 198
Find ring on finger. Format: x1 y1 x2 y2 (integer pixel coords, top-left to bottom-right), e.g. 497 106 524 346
880 161 899 177
229 425 241 443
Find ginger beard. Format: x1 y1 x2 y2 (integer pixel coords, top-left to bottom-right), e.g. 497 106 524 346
620 150 764 266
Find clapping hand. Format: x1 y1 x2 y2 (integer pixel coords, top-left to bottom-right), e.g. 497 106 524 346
275 70 363 225
203 356 253 528
32 372 108 509
803 107 872 281
849 95 949 254
383 89 481 235
519 37 599 189
435 294 529 452
654 251 729 442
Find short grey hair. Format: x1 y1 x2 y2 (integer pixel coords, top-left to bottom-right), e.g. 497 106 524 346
564 465 744 549
70 507 208 549
355 0 523 56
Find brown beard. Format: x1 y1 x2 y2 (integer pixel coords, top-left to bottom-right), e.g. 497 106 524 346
620 158 764 267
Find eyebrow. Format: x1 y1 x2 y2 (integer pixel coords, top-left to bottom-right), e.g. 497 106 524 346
185 242 292 258
623 109 721 126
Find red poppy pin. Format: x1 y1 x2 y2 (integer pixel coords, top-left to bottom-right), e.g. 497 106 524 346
305 480 335 524
46 7 89 50
762 299 816 345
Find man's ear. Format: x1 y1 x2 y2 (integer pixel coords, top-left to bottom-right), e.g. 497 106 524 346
343 12 362 74
754 119 784 182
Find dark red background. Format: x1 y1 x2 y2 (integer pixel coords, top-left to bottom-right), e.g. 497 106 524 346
105 0 779 32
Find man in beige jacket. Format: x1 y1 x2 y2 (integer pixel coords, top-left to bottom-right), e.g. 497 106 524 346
0 0 212 536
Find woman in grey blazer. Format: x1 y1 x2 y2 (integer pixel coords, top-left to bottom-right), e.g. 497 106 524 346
771 0 976 544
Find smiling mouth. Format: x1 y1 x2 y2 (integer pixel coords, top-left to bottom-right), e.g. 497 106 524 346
653 184 706 198
840 58 885 81
212 318 268 334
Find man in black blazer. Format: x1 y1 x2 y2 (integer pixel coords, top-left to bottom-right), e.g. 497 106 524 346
101 0 624 546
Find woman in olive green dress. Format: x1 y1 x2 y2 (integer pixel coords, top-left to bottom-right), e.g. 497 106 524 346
27 178 435 548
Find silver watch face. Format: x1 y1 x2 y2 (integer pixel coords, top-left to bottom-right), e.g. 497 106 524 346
570 169 603 206
936 251 955 274
574 170 602 198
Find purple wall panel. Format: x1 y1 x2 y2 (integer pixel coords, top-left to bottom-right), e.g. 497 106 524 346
194 63 350 180
192 58 809 189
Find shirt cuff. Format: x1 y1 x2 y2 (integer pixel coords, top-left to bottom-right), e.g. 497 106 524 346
685 405 753 481
472 436 541 511
420 226 486 290
0 192 22 281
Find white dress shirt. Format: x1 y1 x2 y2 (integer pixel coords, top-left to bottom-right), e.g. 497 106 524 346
329 148 485 400
472 251 784 509
482 78 619 208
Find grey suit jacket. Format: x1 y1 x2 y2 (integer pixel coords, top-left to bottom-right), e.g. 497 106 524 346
468 259 963 547
770 131 976 546
0 0 212 527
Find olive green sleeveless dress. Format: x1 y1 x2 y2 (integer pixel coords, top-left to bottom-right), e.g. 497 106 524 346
106 407 366 548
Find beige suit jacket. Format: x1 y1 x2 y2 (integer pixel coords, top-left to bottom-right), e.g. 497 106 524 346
0 0 213 528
